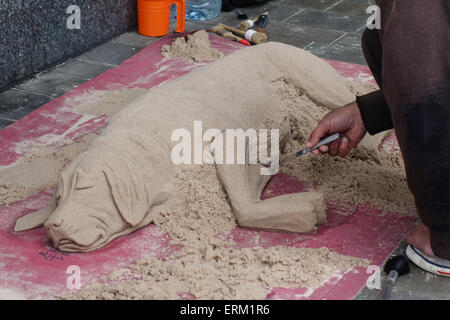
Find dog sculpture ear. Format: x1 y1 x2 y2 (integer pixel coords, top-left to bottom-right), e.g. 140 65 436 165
14 197 57 232
14 154 83 232
103 161 149 227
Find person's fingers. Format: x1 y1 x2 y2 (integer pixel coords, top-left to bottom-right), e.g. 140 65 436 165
329 140 340 156
311 145 328 155
307 120 329 148
338 136 350 157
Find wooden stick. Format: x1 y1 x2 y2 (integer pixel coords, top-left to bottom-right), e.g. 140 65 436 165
212 26 251 46
212 25 239 41
218 23 268 44
218 23 246 37
239 15 260 30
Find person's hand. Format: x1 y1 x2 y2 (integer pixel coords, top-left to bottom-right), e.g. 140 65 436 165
307 102 367 157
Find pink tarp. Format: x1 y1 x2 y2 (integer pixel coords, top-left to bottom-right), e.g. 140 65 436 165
0 33 415 299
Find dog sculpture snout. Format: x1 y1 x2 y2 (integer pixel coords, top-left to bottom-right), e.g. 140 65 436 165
43 200 109 251
44 214 71 247
46 215 63 229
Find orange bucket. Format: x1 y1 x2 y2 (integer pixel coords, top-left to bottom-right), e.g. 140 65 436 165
138 0 186 37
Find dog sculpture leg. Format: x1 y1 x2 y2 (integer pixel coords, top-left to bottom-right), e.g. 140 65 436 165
215 121 326 233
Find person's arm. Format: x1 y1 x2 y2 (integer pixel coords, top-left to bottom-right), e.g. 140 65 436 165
356 89 393 135
306 89 393 157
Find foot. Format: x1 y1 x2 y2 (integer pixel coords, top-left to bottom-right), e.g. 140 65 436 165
406 221 435 257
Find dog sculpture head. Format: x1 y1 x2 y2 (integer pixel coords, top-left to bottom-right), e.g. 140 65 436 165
42 145 160 252
14 133 173 252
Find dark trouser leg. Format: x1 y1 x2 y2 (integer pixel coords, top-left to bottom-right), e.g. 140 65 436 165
356 29 393 134
361 28 383 88
394 95 450 260
363 28 450 259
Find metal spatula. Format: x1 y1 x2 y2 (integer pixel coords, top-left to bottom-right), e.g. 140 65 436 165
280 133 340 166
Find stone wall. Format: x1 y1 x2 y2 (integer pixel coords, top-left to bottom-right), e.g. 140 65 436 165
0 0 138 93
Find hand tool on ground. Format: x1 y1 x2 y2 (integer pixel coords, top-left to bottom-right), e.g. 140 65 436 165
239 11 268 31
235 9 247 19
218 23 268 44
254 12 269 29
252 12 269 37
211 26 251 46
376 255 410 300
279 133 340 166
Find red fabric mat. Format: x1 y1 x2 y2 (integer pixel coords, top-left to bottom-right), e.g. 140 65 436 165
0 33 415 299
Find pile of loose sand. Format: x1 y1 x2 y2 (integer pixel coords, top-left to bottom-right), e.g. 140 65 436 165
161 30 223 62
0 140 91 205
63 164 370 300
268 79 414 213
65 245 368 300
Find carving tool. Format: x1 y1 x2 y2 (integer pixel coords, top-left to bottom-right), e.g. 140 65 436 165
235 9 248 19
239 11 268 31
252 12 269 38
254 12 269 29
280 133 340 166
376 255 410 300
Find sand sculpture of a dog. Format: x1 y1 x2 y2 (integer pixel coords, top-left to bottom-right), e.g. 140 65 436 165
14 42 356 252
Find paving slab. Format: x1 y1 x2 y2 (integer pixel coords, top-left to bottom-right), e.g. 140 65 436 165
111 31 159 48
78 41 142 66
266 32 313 49
285 8 367 33
334 32 363 47
232 2 302 22
340 0 376 4
55 59 115 80
0 89 51 113
15 71 86 98
0 118 14 129
280 0 340 11
328 0 374 17
0 106 37 121
306 38 366 65
275 21 345 43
